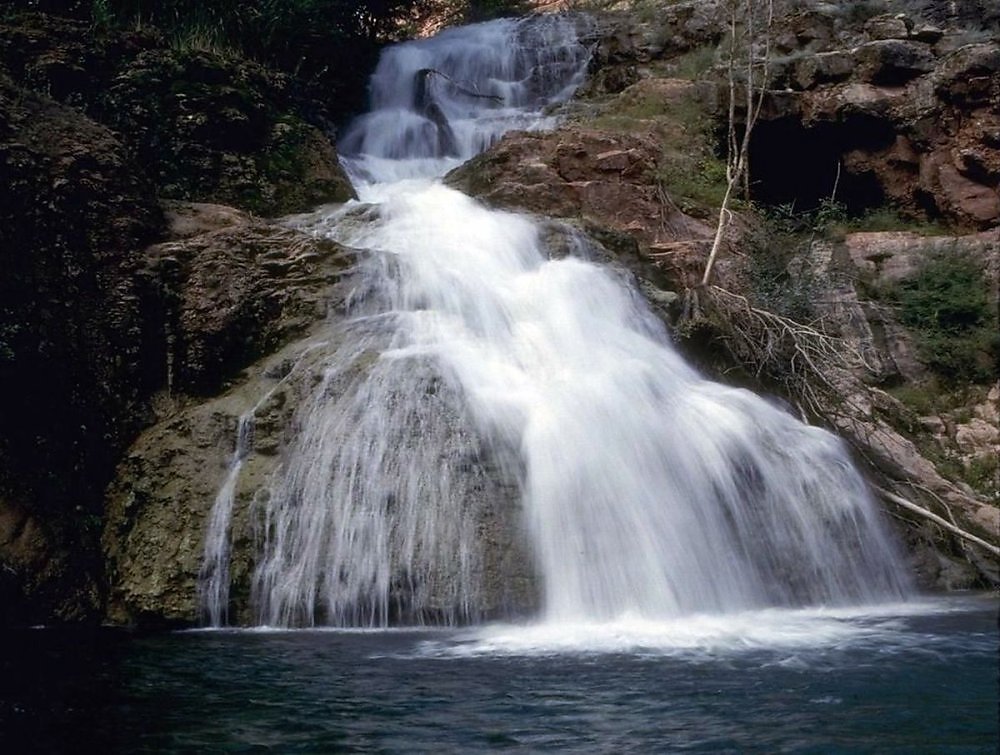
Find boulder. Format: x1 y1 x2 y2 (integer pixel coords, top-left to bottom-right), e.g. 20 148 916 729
142 203 351 395
854 39 936 86
102 208 356 626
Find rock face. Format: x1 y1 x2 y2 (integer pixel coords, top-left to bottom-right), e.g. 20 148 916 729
103 339 331 626
101 205 354 626
0 72 162 623
101 206 540 627
448 2 999 591
4 2 999 626
753 9 1000 229
100 50 355 216
795 229 999 588
143 203 352 395
0 12 357 625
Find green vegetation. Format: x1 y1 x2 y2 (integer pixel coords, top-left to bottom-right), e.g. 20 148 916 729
889 249 998 384
654 93 730 215
742 202 827 322
821 204 953 240
888 382 992 430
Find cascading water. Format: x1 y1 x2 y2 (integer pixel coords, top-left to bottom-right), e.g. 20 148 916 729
205 14 913 629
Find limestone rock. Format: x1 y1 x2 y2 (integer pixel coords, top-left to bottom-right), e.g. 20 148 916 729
854 39 936 86
864 14 912 41
142 203 351 395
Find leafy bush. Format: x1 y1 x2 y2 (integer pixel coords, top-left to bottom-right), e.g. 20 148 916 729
889 249 999 384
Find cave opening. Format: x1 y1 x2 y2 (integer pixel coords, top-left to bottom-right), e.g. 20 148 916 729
746 115 893 215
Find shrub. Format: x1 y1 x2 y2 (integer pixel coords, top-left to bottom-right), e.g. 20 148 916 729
889 248 999 384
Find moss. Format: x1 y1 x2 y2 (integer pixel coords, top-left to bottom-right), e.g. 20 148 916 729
652 92 730 215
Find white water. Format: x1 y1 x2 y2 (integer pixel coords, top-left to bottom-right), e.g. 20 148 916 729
204 15 913 629
198 413 253 627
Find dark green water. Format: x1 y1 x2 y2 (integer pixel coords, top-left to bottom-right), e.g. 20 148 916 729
2 595 997 753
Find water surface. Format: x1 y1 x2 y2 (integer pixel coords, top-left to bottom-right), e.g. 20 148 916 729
4 595 996 753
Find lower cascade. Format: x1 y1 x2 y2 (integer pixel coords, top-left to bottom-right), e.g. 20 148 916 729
201 14 912 628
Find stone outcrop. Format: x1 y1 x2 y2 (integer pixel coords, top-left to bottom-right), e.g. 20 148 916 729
447 2 999 590
3 1 998 626
101 204 355 626
0 12 358 625
100 49 355 216
794 229 998 588
142 203 352 395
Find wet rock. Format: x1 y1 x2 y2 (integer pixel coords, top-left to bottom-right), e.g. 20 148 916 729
102 339 330 626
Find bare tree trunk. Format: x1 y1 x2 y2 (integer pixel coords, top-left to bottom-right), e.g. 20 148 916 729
699 0 773 289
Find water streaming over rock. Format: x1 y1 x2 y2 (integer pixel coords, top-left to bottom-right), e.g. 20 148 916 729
202 14 912 628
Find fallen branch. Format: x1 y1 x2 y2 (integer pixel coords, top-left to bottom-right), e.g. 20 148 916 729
874 486 1000 558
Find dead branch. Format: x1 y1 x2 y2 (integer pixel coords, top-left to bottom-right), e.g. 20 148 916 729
875 486 1000 558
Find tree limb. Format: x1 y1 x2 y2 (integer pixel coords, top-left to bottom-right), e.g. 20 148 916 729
874 486 1000 558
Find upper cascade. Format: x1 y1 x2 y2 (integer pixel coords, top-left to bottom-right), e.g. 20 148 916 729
338 14 592 187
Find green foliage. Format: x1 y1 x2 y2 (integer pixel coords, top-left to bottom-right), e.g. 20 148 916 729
817 204 953 240
889 381 989 418
965 453 999 502
888 249 998 384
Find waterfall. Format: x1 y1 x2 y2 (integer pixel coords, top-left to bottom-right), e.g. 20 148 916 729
198 415 254 627
215 14 912 628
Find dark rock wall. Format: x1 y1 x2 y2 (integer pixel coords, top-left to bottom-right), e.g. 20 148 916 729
0 12 362 625
0 74 163 623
